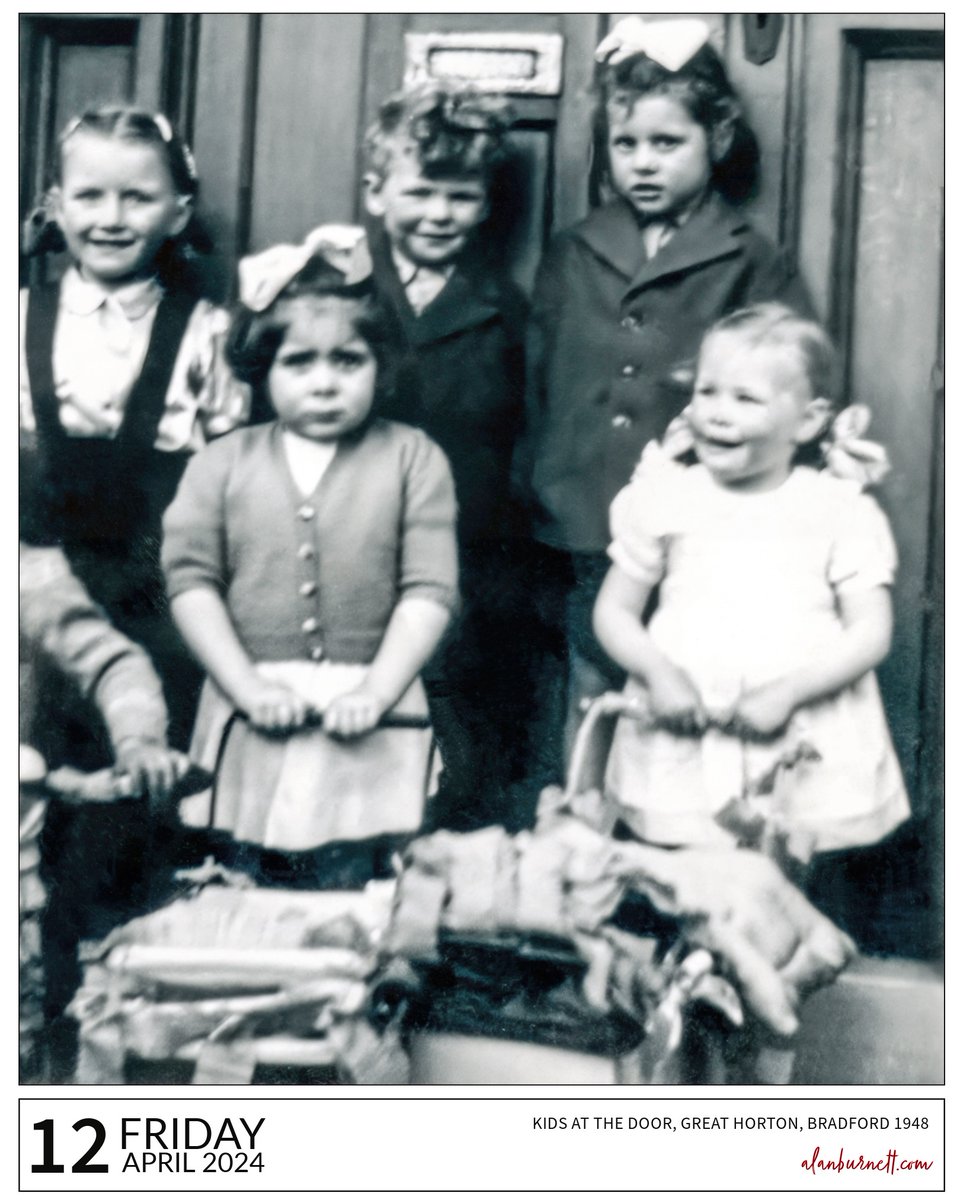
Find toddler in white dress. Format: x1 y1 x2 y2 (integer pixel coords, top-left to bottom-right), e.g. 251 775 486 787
593 304 909 863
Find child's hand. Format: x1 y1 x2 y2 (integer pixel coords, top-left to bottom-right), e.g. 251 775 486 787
728 679 799 740
114 739 191 809
241 681 309 734
646 662 706 736
323 688 387 739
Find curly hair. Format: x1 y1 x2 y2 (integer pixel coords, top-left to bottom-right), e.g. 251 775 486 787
594 42 760 204
364 83 513 181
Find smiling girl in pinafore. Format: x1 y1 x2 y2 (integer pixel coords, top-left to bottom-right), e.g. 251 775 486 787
20 107 249 750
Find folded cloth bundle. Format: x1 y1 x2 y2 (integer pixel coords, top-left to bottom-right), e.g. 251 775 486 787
71 881 406 1084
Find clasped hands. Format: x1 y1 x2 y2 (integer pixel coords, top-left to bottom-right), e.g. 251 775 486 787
240 677 388 738
646 661 800 740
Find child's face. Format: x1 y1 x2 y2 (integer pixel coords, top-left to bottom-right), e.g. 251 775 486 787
364 147 489 269
268 297 378 442
51 131 191 289
689 332 827 492
607 93 712 221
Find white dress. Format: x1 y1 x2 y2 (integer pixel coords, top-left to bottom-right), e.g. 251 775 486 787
604 455 911 853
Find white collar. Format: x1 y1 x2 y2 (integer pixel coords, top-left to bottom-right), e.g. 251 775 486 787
390 247 454 287
60 267 164 320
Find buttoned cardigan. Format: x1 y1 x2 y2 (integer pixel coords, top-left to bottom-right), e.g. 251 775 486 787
519 193 812 553
162 419 458 664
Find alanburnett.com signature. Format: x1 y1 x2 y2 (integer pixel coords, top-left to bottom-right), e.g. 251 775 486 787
801 1147 934 1176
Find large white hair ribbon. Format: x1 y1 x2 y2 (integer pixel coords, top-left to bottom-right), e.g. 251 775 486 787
822 404 890 488
239 224 373 313
595 16 711 71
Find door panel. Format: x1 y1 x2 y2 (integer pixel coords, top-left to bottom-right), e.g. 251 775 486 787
250 15 366 249
847 55 943 798
190 15 256 298
795 18 943 954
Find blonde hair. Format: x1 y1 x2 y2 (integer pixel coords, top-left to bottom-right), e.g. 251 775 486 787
703 303 837 400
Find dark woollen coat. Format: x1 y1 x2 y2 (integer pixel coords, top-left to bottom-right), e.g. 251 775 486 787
370 227 528 549
369 226 534 826
519 192 813 554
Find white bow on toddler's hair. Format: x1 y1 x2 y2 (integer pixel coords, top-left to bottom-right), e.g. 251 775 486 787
822 404 890 488
595 16 711 71
238 224 373 313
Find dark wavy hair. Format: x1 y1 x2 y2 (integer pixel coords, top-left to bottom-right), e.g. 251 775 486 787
226 257 405 423
22 105 212 291
364 83 513 182
593 42 760 205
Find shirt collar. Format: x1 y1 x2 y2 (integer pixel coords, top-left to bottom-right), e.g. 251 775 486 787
390 247 454 287
60 267 164 320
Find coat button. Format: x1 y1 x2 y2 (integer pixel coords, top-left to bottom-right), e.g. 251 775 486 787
302 617 319 634
297 543 315 560
298 504 316 520
621 315 642 330
299 580 317 597
611 414 634 429
621 364 636 378
309 645 324 662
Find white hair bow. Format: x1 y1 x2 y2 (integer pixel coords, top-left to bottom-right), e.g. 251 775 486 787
822 404 890 488
238 224 373 313
595 16 711 72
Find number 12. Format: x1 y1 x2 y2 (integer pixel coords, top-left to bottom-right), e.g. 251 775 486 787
32 1119 108 1173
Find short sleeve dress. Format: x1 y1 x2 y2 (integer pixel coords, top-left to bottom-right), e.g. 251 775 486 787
604 453 911 853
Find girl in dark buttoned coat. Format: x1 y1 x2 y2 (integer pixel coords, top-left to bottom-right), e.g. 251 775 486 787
518 17 811 777
162 227 458 888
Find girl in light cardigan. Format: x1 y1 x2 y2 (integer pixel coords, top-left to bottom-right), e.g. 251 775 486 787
162 227 458 888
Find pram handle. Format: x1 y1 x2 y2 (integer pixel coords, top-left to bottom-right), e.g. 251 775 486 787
228 706 431 733
300 708 432 731
33 761 214 807
564 692 648 804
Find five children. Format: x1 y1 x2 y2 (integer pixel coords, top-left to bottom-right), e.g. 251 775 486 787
19 20 918 1076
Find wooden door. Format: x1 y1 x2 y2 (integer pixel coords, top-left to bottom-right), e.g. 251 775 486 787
799 18 944 808
797 15 943 951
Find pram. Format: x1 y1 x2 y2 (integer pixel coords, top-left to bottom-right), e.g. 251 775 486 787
61 695 923 1086
58 696 729 1089
61 707 427 1085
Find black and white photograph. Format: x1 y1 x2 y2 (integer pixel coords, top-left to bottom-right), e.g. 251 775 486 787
17 10 944 1177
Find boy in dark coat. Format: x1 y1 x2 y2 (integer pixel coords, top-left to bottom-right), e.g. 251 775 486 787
363 85 531 830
